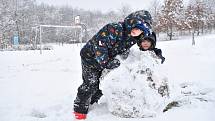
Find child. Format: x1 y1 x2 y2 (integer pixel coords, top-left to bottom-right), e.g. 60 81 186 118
137 33 165 64
73 10 154 120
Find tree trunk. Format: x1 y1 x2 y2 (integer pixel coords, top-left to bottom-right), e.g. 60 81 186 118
201 23 204 34
170 25 173 40
192 30 195 46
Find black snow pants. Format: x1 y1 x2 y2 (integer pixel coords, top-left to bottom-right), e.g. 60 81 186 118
74 49 103 114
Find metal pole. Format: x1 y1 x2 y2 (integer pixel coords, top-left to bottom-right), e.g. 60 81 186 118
35 27 38 50
80 27 83 47
40 25 42 54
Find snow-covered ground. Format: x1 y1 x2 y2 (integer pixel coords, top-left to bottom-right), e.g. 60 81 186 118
0 34 215 121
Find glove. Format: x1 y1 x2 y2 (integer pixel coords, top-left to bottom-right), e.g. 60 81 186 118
106 58 120 69
160 57 165 64
153 48 165 64
120 49 130 60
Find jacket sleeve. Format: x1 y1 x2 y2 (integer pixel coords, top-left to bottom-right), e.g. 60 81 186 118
153 48 165 64
94 24 120 68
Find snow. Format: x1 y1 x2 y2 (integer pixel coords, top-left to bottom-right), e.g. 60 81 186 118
101 50 169 118
0 34 215 121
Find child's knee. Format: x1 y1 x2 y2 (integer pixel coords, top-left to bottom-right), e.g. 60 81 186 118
78 82 99 94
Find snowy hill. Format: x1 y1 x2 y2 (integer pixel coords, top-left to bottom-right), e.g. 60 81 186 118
0 34 215 121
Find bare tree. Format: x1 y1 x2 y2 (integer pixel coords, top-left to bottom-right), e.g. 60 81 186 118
160 0 184 40
149 0 162 36
0 0 16 48
118 4 132 19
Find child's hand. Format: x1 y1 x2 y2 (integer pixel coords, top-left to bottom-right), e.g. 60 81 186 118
106 58 121 69
160 56 165 64
120 49 130 60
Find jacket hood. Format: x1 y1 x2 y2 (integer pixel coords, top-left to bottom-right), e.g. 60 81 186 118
124 10 152 36
137 32 157 50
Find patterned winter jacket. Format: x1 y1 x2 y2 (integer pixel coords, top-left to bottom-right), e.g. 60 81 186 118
80 10 152 70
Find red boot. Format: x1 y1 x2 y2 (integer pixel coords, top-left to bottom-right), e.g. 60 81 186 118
74 112 87 120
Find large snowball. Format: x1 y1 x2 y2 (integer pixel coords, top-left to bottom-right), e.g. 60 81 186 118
100 49 169 118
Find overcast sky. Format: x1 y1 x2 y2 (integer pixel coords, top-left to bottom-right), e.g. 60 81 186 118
36 0 189 13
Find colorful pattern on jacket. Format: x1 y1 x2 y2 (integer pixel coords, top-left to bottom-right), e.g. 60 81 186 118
81 10 151 69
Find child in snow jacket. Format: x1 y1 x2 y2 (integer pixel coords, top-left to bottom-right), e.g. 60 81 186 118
137 32 165 64
73 10 155 119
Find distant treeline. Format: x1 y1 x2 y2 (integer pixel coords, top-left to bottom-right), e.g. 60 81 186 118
0 0 215 48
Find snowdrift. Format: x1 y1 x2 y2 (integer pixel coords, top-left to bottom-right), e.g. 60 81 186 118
100 49 170 118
